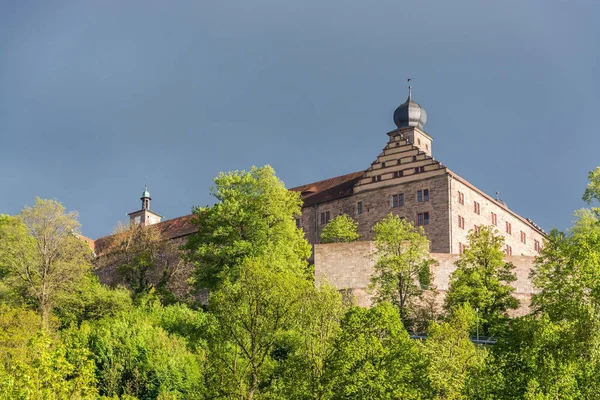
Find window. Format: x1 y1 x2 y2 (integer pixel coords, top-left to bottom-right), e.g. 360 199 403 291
295 218 301 228
426 144 429 151
320 211 331 225
381 162 385 168
397 159 401 165
521 231 526 244
417 189 429 203
458 216 465 229
372 175 382 182
506 221 512 234
412 155 417 162
357 201 363 215
417 212 430 226
418 139 421 145
376 175 382 182
491 212 497 226
534 240 541 252
506 245 512 256
459 243 465 254
392 193 404 208
474 225 480 234
458 191 464 205
473 201 480 215
413 166 425 173
393 170 403 178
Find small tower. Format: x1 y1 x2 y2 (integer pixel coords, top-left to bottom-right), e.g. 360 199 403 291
390 85 433 157
128 186 163 227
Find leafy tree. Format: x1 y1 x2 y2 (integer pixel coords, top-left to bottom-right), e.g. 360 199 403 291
320 214 360 243
583 166 600 214
268 281 346 400
0 304 97 399
99 222 185 298
0 198 92 327
369 213 435 328
185 165 311 291
53 273 133 327
445 226 518 336
323 303 424 399
72 310 206 399
421 305 486 400
207 258 308 399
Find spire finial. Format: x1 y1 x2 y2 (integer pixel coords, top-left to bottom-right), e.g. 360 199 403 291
407 78 412 100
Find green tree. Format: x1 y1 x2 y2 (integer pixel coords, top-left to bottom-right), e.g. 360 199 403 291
268 281 346 400
0 198 92 328
323 303 423 399
185 165 311 291
320 214 360 243
445 226 518 337
207 258 308 399
582 166 600 215
421 305 486 400
369 213 435 328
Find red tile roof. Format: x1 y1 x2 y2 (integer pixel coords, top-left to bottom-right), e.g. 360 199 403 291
289 171 365 207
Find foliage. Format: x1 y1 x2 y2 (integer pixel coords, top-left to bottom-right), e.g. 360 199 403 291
583 166 600 215
369 213 435 328
207 258 308 399
445 226 518 337
99 222 185 299
185 165 311 291
0 198 92 327
72 310 206 399
421 305 485 400
53 273 133 327
320 214 360 243
323 303 424 399
0 304 97 399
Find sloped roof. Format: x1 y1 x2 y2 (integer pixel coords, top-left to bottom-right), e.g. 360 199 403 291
289 171 365 207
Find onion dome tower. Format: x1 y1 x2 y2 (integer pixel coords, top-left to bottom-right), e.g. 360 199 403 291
393 85 427 129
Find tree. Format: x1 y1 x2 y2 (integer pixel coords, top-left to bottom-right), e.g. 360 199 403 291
445 226 518 337
323 304 424 399
0 198 92 327
207 258 308 399
185 165 311 291
421 305 485 400
99 222 186 299
369 213 435 328
320 214 360 243
582 166 600 215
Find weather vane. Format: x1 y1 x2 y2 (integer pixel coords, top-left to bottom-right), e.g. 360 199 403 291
407 77 412 98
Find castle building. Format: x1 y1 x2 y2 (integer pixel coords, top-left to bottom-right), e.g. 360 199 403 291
290 87 545 256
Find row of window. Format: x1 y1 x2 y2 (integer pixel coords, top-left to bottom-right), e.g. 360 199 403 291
458 214 534 245
355 189 429 216
458 241 541 255
370 166 427 182
313 210 430 227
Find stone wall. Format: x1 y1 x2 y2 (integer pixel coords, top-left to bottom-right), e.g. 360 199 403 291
315 241 536 315
299 173 451 253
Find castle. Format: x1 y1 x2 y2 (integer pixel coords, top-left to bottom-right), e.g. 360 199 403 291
91 87 545 308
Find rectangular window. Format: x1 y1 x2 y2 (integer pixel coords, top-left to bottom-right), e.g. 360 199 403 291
325 211 330 223
320 212 325 225
393 170 403 178
357 201 363 215
371 177 376 182
506 222 512 234
506 245 512 256
474 201 480 215
417 212 430 226
534 240 541 252
320 212 331 225
381 162 385 168
474 225 480 234
412 155 417 162
417 189 429 203
376 175 382 182
459 243 465 254
521 231 526 244
458 215 465 229
295 218 301 228
392 195 399 208
458 191 464 205
399 193 405 206
491 212 497 226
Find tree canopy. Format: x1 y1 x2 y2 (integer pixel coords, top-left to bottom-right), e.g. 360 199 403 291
320 214 360 243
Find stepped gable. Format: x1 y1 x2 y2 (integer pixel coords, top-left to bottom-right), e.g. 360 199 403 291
354 129 447 193
93 214 197 256
289 171 365 207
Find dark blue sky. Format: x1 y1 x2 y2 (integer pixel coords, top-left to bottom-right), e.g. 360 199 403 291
1 1 598 239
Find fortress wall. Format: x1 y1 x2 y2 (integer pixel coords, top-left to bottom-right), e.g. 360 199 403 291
315 242 536 315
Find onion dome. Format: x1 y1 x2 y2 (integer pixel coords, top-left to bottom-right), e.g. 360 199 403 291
393 86 427 129
142 186 151 199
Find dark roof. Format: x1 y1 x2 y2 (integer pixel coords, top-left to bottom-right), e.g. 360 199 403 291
289 171 365 207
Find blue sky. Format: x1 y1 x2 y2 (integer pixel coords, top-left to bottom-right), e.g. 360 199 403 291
1 1 598 239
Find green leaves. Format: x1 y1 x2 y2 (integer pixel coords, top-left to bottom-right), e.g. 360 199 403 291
186 165 311 291
320 214 360 243
445 226 518 337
